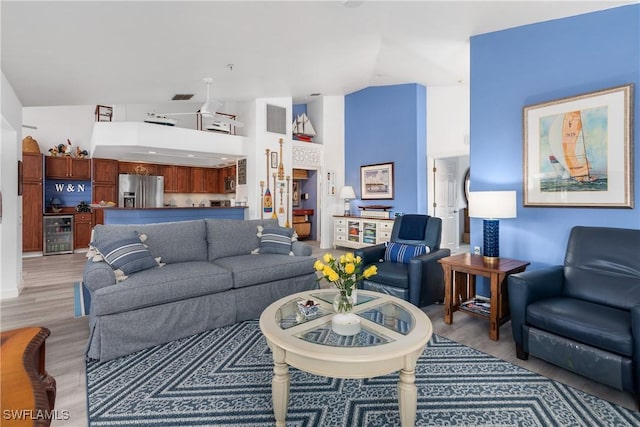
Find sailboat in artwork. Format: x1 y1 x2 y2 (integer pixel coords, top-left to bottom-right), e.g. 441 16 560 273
292 113 316 142
547 110 598 182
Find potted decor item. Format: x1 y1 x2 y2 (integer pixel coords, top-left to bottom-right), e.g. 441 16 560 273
314 252 377 335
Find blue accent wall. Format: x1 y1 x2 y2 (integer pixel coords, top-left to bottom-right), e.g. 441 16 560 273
470 4 640 270
292 104 307 120
44 179 92 210
345 84 427 216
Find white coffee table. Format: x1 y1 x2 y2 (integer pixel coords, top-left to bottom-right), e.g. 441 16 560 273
259 289 433 427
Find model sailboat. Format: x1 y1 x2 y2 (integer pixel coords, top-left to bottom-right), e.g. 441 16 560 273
292 113 316 142
547 111 597 183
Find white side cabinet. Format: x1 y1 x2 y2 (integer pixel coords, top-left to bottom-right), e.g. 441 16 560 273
333 216 395 249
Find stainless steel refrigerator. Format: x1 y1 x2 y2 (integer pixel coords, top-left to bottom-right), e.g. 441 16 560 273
118 175 165 208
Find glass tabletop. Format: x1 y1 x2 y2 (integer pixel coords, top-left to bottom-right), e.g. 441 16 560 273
275 291 416 348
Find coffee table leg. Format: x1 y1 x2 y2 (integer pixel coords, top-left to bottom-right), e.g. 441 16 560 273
271 346 290 427
398 367 417 427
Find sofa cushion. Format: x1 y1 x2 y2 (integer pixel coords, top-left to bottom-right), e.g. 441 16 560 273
92 220 208 264
214 254 316 288
364 261 409 288
384 242 429 264
206 218 278 260
91 231 159 275
91 261 233 316
527 296 632 356
254 226 295 255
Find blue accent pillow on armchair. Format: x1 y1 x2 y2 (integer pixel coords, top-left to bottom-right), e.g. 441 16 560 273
384 242 430 264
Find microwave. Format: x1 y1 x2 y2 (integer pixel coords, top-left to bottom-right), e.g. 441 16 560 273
210 200 231 207
224 176 236 193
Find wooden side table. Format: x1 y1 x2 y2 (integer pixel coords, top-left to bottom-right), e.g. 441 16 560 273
438 253 530 340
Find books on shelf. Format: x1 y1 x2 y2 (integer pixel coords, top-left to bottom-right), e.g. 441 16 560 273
460 298 490 315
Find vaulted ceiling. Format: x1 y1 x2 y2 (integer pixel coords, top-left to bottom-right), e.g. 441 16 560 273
2 1 634 108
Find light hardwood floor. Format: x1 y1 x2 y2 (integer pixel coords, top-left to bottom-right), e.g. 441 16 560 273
2 245 635 427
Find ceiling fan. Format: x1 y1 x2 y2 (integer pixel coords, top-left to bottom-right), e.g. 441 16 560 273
145 77 244 129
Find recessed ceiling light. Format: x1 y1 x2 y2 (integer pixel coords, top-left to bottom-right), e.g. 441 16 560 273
148 151 157 154
221 157 228 160
187 154 195 157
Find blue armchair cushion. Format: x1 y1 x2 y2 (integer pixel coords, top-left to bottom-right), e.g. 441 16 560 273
527 296 632 357
91 231 159 275
384 242 429 264
253 226 295 255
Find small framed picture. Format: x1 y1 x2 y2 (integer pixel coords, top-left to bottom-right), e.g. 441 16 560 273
292 181 300 207
271 152 278 169
360 162 394 200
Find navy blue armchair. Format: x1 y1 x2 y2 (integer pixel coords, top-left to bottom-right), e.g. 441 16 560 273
354 214 451 307
508 226 640 407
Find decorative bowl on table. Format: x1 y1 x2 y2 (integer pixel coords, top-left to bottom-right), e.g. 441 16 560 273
297 299 320 317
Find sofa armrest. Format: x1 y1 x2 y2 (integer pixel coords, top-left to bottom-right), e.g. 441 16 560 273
631 306 640 393
354 244 386 267
407 248 451 306
83 260 117 292
291 241 312 256
508 265 564 347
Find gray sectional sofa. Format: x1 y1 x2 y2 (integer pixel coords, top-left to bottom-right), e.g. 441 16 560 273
83 218 318 361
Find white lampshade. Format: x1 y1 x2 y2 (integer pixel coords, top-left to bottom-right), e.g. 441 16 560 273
339 186 356 200
468 191 517 219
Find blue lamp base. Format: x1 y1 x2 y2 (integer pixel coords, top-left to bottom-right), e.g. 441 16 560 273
482 219 500 263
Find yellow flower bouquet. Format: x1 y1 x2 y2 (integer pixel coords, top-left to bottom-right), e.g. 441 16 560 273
314 252 377 312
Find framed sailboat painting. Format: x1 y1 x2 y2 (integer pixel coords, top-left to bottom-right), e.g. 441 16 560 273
523 84 633 208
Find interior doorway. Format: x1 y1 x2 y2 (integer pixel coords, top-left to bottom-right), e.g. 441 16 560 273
292 168 319 241
430 155 469 252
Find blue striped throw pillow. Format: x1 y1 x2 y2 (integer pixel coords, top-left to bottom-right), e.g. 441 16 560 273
384 242 430 264
92 232 159 275
257 227 294 255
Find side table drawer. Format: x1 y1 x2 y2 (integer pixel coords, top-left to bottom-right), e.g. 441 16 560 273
334 218 347 227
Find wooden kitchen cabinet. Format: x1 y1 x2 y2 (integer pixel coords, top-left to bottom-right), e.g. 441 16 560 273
45 156 91 179
161 165 191 193
23 152 43 181
92 158 118 225
190 167 219 193
22 182 43 252
205 168 219 193
118 162 159 176
92 158 118 184
22 153 43 252
74 212 94 249
190 167 207 193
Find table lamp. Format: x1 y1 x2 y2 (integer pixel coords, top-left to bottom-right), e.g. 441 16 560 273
468 191 516 263
339 186 356 216
51 198 62 213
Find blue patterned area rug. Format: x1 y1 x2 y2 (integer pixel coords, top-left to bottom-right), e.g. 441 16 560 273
86 320 639 426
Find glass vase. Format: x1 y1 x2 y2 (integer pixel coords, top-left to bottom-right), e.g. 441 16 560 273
333 290 354 313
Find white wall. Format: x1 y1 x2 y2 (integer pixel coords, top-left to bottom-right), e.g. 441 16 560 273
427 85 470 158
1 71 23 299
310 96 345 249
427 85 471 222
246 98 293 224
22 105 95 153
